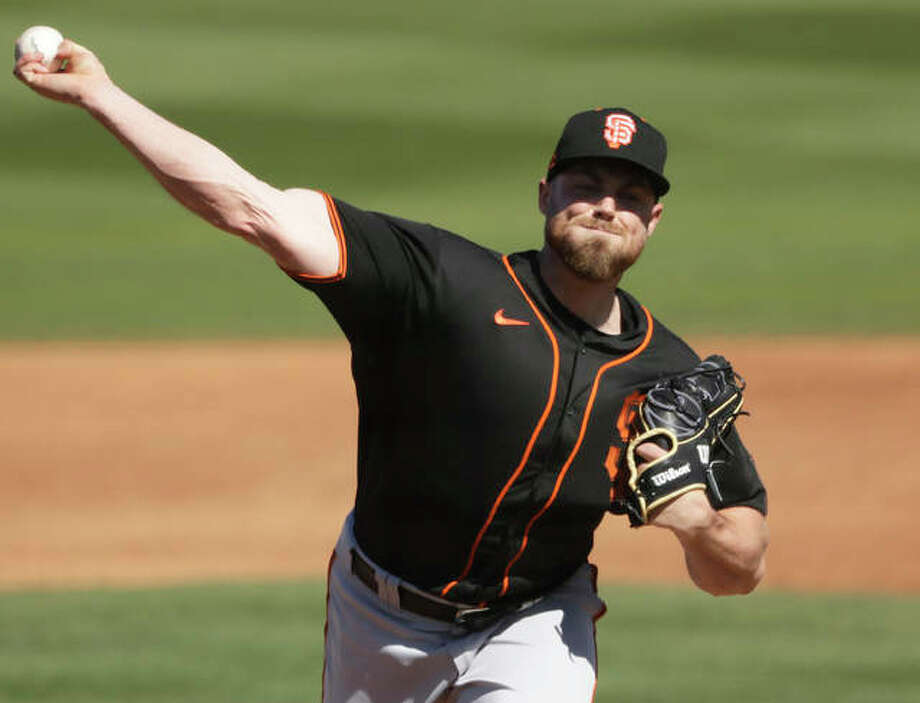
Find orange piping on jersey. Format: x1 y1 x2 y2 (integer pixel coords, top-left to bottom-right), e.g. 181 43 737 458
284 191 347 283
440 255 561 598
498 306 655 596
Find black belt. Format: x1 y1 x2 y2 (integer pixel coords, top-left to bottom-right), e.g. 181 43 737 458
349 549 511 631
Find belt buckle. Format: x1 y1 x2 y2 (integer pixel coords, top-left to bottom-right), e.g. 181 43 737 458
453 605 496 631
455 597 542 631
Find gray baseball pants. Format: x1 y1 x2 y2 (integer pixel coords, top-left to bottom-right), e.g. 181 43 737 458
322 513 606 703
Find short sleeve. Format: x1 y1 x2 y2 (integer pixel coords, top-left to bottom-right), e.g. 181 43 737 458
285 195 443 347
708 426 767 515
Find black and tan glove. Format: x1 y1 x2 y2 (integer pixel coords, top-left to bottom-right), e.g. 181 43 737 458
616 355 746 527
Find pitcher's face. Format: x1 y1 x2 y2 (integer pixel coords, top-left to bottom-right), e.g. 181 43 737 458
539 159 663 282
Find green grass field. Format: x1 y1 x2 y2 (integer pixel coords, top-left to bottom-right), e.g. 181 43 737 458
2 581 918 703
3 0 918 337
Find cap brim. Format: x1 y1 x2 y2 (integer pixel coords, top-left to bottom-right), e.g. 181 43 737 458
548 155 669 197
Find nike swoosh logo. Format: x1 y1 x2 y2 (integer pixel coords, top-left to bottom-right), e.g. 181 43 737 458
494 309 530 327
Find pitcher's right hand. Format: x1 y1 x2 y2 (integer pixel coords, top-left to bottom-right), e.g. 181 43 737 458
13 39 113 107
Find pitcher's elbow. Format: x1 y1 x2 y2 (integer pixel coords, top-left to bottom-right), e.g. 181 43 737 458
695 556 766 596
726 562 765 596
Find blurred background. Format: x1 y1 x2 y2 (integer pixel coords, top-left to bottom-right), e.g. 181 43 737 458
2 0 918 701
4 0 917 338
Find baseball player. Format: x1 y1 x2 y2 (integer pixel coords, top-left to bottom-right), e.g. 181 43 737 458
16 40 768 703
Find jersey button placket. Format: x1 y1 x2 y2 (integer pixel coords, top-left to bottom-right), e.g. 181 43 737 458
563 341 584 420
504 339 585 589
566 343 588 418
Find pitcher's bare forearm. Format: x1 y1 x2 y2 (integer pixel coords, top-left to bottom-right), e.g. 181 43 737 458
678 506 768 595
651 493 768 595
13 39 337 275
85 85 273 238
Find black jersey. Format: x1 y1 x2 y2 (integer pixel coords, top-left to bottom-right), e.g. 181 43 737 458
290 195 766 606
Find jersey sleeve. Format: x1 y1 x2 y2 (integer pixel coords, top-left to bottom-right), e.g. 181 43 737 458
283 194 443 346
708 426 767 515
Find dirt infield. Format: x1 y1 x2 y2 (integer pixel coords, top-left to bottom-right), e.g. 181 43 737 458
1 338 917 593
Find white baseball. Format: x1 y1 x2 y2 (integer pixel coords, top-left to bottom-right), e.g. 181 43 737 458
14 26 64 68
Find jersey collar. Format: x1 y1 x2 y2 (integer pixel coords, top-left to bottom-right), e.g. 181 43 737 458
507 251 651 355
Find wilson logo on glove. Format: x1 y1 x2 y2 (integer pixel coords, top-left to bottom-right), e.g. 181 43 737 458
649 463 691 487
609 355 746 527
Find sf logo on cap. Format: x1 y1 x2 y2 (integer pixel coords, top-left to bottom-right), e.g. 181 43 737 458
603 113 637 150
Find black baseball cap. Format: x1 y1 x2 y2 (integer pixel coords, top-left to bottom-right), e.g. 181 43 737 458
546 107 670 196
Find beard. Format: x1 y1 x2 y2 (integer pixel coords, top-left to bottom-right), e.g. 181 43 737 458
544 216 645 282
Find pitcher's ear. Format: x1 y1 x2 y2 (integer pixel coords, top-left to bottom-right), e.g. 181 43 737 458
538 178 550 215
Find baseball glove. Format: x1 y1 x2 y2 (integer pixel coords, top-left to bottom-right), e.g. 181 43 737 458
613 355 746 527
